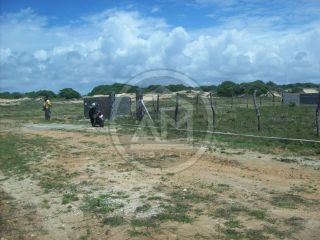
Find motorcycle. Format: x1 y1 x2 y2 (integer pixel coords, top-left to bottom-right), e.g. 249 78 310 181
89 104 104 127
94 111 104 127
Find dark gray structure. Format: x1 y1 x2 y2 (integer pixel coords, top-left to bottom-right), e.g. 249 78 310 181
83 96 131 119
300 93 320 105
283 93 320 105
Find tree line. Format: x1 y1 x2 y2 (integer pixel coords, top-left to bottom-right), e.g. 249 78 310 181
0 88 81 99
1 81 319 99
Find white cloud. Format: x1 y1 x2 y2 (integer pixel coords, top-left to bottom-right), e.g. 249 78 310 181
151 6 161 13
0 8 319 93
34 50 48 61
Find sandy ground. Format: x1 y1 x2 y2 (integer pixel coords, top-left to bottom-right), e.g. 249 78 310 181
1 122 320 240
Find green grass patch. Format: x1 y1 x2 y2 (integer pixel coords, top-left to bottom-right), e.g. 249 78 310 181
214 205 247 219
263 225 288 239
62 192 79 204
135 204 151 213
245 229 268 240
155 203 193 223
147 196 163 201
284 216 305 230
102 215 126 226
222 228 243 239
0 99 83 123
170 190 217 204
38 169 79 193
248 209 266 220
225 220 242 229
131 218 157 228
81 194 124 216
128 230 151 237
271 194 308 208
0 134 56 175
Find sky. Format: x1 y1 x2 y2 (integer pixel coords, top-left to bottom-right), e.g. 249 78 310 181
0 0 320 94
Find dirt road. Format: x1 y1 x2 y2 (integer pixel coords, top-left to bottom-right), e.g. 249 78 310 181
1 123 319 239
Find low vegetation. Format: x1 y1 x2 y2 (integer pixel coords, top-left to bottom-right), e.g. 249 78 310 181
0 134 55 174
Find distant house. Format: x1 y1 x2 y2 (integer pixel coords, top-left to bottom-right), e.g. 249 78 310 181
283 93 320 105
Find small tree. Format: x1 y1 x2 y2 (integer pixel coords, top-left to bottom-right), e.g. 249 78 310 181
217 81 241 97
26 90 57 99
240 80 268 96
58 88 81 99
290 86 304 93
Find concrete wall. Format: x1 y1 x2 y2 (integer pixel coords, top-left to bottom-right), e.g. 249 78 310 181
300 93 319 105
282 93 320 105
83 96 131 119
283 93 300 105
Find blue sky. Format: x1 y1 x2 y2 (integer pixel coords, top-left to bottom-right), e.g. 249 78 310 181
0 0 320 93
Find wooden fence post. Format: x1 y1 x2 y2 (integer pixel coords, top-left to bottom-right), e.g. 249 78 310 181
246 94 249 108
215 96 218 108
196 94 199 113
175 93 179 128
272 93 275 106
231 95 234 109
157 94 160 114
209 93 216 130
109 91 116 120
129 98 133 116
136 88 144 121
152 96 156 113
316 93 320 137
253 90 261 131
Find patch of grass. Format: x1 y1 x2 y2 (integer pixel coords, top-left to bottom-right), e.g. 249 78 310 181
166 172 175 176
225 220 242 229
248 209 266 220
81 194 124 216
38 169 79 193
277 158 298 163
128 230 151 237
131 218 157 228
215 184 230 193
147 196 163 201
284 216 305 230
135 203 151 213
156 203 193 223
290 185 317 193
212 134 320 156
0 99 83 123
0 134 55 174
113 191 129 199
62 192 79 204
170 190 217 204
245 229 268 240
222 228 242 239
79 227 91 240
271 194 308 208
41 199 50 209
194 233 211 239
263 225 288 239
102 216 125 226
214 205 247 219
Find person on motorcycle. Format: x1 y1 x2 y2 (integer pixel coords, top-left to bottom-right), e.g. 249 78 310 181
89 102 98 127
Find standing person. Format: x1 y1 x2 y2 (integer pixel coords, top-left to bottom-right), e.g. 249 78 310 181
43 96 52 120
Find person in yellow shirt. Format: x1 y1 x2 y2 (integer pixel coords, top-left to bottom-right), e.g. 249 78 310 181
43 96 52 120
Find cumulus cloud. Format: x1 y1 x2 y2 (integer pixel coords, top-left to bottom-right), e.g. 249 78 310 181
0 8 319 93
